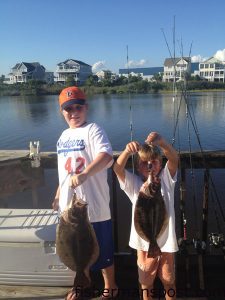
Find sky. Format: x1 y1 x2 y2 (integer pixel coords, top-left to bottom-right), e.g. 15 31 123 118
1 0 225 76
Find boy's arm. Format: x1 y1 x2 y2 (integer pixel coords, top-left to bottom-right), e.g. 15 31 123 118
70 152 112 188
146 132 178 178
52 185 60 210
113 141 140 183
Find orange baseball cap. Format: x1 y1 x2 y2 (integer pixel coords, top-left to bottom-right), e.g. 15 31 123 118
59 86 86 109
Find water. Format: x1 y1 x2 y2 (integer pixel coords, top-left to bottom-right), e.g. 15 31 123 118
1 92 225 252
1 91 225 151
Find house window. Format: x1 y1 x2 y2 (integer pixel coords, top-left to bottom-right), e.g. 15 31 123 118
210 64 214 68
200 64 204 69
205 64 209 68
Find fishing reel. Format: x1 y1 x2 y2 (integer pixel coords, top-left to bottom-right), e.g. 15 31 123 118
192 238 206 253
178 237 192 254
208 233 224 249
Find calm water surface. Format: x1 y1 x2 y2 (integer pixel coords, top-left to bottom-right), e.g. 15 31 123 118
1 91 225 151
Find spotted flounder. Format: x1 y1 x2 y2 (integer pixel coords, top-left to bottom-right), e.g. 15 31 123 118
56 193 99 288
134 172 168 258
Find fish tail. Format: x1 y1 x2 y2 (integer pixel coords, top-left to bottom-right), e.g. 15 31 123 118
73 271 91 289
147 242 161 258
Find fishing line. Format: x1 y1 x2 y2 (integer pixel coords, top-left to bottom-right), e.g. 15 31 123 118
209 186 222 233
126 45 135 174
180 38 199 234
177 36 203 238
184 89 199 236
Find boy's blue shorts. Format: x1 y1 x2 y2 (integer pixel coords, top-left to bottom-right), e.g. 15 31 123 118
90 219 114 271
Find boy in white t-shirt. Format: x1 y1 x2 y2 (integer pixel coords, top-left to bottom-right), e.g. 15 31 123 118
113 132 178 300
52 86 117 300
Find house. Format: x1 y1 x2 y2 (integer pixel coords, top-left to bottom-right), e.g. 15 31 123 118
44 71 54 84
8 62 46 84
190 62 200 77
199 57 225 82
163 57 191 82
95 70 118 82
54 59 92 85
119 67 163 81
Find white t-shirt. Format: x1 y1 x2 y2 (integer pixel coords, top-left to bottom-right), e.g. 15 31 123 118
57 122 113 223
119 163 178 253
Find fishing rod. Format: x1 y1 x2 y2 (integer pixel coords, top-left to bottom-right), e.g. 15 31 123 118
172 30 225 258
162 18 192 291
161 22 190 251
162 17 211 291
179 84 225 255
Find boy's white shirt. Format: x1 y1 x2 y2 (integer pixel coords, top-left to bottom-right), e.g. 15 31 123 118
57 122 113 222
118 163 178 252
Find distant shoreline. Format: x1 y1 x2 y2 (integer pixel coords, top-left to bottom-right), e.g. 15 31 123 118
0 83 225 97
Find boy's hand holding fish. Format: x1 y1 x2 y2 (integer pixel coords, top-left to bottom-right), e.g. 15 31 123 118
125 141 140 155
69 173 88 189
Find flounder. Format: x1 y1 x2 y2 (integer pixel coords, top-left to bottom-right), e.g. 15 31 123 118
134 171 168 258
56 193 99 288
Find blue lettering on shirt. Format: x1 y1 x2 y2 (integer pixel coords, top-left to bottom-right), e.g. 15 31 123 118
57 138 85 156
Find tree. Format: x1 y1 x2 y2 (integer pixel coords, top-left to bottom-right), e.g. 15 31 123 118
0 75 5 84
152 72 163 82
84 75 98 86
66 75 76 86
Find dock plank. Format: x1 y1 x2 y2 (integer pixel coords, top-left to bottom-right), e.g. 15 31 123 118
0 150 29 162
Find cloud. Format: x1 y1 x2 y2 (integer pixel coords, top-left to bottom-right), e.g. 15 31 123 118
214 49 225 62
191 55 208 63
92 61 106 73
125 59 148 68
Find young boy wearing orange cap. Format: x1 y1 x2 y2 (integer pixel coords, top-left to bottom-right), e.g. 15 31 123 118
52 86 117 299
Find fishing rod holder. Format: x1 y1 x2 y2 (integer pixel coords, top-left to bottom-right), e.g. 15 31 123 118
208 233 224 248
29 141 41 168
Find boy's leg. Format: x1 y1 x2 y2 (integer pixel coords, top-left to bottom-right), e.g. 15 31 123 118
91 220 118 298
137 250 159 300
101 264 118 298
158 252 176 300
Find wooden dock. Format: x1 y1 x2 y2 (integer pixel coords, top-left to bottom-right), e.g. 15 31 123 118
0 254 224 299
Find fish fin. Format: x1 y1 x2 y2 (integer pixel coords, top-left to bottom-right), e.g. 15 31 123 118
147 242 161 258
73 271 91 289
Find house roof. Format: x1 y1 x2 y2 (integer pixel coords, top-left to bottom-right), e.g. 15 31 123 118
164 57 191 67
119 67 163 76
57 59 91 67
201 56 223 64
12 62 45 71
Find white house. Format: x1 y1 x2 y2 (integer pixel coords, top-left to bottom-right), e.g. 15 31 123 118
54 59 92 85
8 62 46 84
95 70 118 82
163 57 191 82
199 57 225 82
119 67 163 81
